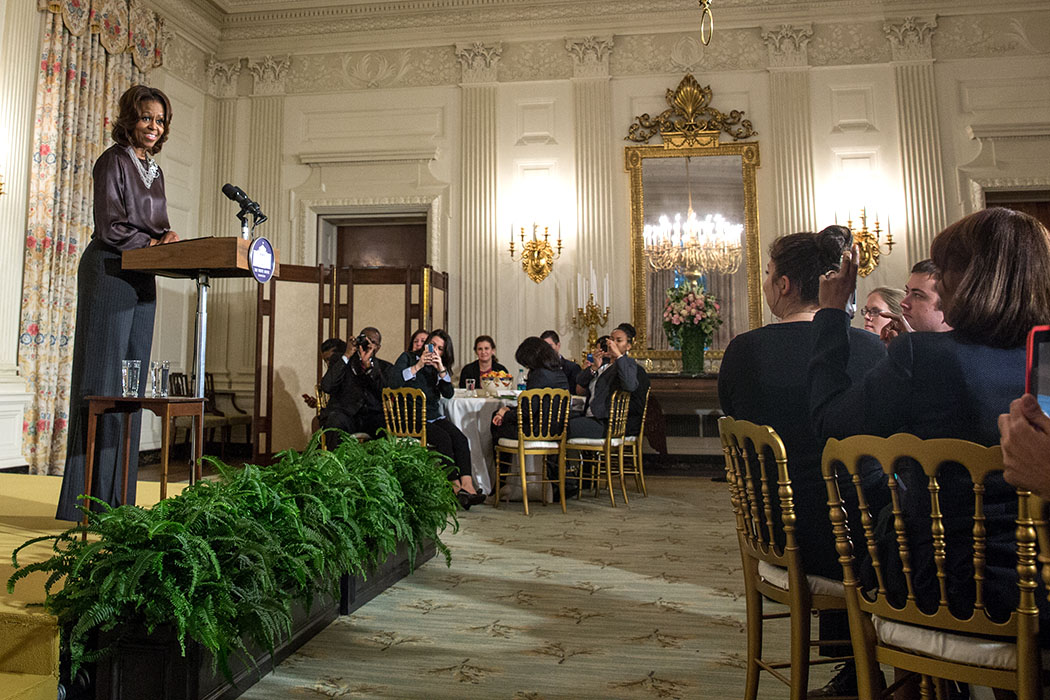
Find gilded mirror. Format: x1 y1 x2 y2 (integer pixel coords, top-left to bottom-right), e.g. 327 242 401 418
625 75 762 372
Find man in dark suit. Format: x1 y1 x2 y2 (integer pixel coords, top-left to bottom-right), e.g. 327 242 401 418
541 329 582 389
320 327 390 440
568 323 650 438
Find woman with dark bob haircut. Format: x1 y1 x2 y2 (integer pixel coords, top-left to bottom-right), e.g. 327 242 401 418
56 85 180 521
491 336 570 440
718 226 887 694
810 207 1050 648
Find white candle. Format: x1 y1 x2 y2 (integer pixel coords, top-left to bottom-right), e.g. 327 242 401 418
603 275 609 308
577 273 583 307
590 265 597 303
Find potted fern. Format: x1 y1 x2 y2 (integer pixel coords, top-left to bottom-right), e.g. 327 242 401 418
7 432 458 700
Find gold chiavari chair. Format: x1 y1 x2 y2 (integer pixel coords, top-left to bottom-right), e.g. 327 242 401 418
381 387 427 443
621 387 650 496
822 433 1046 700
493 388 571 515
566 389 631 506
719 416 854 700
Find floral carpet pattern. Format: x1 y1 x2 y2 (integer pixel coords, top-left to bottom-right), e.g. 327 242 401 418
242 476 808 699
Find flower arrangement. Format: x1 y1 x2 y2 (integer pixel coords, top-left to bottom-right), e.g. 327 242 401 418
662 279 723 349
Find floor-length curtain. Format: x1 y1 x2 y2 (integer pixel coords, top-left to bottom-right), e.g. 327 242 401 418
19 0 165 475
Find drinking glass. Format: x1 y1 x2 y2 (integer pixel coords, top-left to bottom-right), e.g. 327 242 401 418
465 378 476 396
159 360 170 397
121 359 141 397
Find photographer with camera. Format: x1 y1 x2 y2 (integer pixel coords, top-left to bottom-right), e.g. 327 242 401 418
569 326 649 439
319 327 390 441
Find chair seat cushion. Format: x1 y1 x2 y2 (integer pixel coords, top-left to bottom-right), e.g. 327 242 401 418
871 615 1042 671
757 560 844 598
497 438 561 449
624 435 638 443
567 438 624 447
350 432 371 442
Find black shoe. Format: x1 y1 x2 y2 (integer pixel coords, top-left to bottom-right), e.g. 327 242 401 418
456 491 472 510
467 490 486 506
808 662 856 698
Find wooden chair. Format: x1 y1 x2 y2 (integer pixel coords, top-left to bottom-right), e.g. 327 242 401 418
169 372 228 459
381 387 426 443
621 387 650 496
205 372 252 448
718 416 854 700
493 388 571 515
566 389 630 506
822 433 1046 700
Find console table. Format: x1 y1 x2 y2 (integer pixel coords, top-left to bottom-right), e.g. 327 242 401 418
81 396 205 530
646 374 722 455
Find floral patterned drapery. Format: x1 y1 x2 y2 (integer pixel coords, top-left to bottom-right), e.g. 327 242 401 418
20 0 166 475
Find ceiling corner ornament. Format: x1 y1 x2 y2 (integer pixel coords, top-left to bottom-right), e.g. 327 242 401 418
456 42 503 84
884 17 938 62
625 74 757 148
248 55 290 96
697 0 714 46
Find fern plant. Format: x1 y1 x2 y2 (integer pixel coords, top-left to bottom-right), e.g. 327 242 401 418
6 431 459 678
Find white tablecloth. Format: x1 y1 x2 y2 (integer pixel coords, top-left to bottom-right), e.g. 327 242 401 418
441 392 544 499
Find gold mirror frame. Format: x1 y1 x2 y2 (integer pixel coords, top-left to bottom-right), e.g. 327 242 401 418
624 76 762 372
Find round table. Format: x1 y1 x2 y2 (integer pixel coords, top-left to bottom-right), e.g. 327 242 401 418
440 393 508 494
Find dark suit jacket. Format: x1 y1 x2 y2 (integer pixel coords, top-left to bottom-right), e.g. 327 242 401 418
559 356 582 390
579 355 650 435
320 352 390 421
808 308 1033 626
501 367 571 436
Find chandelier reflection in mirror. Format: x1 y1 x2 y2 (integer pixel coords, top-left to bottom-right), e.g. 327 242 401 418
642 156 743 276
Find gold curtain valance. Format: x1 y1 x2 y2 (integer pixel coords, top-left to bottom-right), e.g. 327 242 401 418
38 0 166 70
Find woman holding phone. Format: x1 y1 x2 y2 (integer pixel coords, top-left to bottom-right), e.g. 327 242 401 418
389 329 484 509
811 207 1050 657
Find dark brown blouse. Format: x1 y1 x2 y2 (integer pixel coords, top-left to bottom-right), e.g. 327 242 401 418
91 144 170 250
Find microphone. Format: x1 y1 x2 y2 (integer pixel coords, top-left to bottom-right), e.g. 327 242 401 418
221 183 267 224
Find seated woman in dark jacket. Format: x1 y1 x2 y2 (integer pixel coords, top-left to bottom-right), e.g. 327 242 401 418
458 335 509 388
811 207 1050 641
491 336 570 440
389 329 485 509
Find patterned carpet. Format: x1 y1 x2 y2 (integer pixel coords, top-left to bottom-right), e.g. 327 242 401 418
240 475 812 699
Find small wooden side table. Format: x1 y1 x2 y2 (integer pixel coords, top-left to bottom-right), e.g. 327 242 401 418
81 395 205 528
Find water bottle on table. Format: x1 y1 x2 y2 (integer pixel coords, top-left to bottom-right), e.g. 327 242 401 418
516 368 526 392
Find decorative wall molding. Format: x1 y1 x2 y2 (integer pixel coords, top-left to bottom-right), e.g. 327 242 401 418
342 51 412 89
162 33 210 89
566 36 613 79
299 149 440 165
501 41 571 83
935 13 1045 59
207 58 242 98
884 17 937 62
966 175 1050 213
456 42 503 84
248 55 291 96
967 123 1050 140
761 24 813 68
809 22 889 66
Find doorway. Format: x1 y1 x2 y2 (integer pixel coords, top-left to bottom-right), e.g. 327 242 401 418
334 216 428 268
985 190 1050 230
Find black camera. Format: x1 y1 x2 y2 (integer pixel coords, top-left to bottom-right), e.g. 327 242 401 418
598 337 609 353
356 333 371 351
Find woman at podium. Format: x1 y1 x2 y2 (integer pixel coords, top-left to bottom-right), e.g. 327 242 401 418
56 85 180 521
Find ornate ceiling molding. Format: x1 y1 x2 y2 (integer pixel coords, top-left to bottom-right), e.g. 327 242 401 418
456 42 502 84
207 58 242 98
248 55 291 95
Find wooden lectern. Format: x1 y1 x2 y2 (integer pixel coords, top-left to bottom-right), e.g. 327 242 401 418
123 237 279 479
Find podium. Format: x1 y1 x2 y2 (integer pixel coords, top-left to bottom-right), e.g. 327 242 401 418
123 237 279 478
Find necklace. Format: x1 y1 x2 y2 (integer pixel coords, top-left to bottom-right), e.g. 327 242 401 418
126 146 159 188
778 310 816 323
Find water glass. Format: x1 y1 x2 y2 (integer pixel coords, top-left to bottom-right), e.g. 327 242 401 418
150 360 171 397
121 359 141 397
465 378 476 396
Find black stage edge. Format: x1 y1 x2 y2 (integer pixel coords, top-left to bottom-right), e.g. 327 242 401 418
94 539 436 700
644 453 725 478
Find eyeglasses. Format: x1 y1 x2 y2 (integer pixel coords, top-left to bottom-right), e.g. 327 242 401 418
861 307 886 318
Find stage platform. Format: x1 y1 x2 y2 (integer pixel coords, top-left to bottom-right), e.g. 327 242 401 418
0 474 186 700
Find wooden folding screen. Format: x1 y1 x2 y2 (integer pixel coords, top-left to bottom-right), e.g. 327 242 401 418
254 265 449 462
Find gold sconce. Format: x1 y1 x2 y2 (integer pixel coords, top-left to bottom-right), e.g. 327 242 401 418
846 208 895 278
0 173 5 196
509 223 562 284
697 0 714 45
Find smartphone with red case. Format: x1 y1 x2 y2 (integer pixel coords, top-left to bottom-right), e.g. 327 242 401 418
1025 325 1050 416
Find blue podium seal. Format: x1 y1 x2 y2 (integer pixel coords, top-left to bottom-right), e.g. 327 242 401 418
249 237 275 284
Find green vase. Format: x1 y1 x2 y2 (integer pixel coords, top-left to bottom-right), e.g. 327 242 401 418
680 328 708 375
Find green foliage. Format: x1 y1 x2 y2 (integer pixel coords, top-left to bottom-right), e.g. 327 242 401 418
6 431 458 679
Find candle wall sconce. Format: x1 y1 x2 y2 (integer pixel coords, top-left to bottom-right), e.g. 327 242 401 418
509 223 562 283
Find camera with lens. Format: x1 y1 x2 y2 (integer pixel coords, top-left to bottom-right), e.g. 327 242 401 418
598 336 609 353
355 333 371 351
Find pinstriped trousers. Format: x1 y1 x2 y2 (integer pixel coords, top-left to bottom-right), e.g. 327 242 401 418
55 239 156 521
